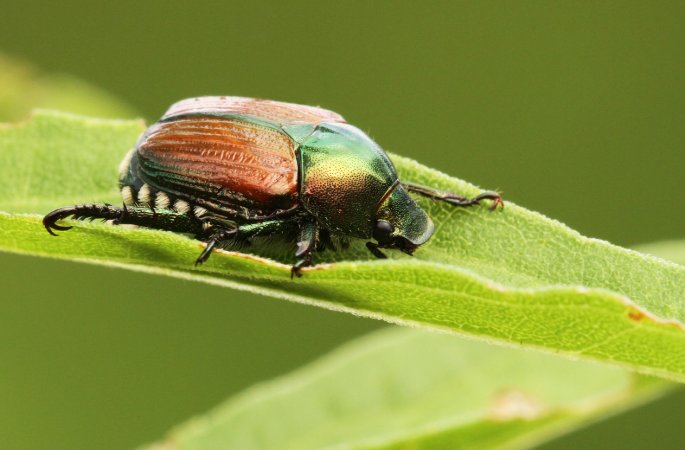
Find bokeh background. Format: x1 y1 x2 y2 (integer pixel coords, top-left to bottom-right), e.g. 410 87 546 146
1 1 684 449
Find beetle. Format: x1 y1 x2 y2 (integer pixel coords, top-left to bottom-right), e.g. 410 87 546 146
43 96 502 277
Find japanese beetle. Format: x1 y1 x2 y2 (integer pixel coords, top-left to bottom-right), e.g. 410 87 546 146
44 97 502 277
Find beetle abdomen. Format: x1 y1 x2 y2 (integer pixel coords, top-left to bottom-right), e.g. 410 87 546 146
126 114 299 220
118 149 211 220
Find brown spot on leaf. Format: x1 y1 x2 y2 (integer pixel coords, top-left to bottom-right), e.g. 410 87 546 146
628 308 646 322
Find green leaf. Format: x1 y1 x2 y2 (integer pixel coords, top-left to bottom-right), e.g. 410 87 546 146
0 53 138 121
137 242 685 450
1 111 685 381
138 327 671 450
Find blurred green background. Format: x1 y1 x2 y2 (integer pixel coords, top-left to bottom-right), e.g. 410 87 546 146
1 1 684 449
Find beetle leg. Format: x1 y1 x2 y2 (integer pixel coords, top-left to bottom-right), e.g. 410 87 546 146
43 203 202 236
366 241 388 259
194 218 295 266
402 182 504 210
195 226 238 266
316 229 337 252
291 221 318 278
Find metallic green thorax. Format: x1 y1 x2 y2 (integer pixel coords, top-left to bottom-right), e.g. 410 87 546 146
289 122 433 242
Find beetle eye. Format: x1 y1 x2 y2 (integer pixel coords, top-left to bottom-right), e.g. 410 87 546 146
373 220 394 244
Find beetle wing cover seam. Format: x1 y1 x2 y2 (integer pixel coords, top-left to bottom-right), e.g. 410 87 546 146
164 96 346 126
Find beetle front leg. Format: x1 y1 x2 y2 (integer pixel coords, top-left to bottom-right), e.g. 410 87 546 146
366 241 387 259
291 221 318 278
402 182 504 210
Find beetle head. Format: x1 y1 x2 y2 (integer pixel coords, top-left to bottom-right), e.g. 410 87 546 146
372 183 434 256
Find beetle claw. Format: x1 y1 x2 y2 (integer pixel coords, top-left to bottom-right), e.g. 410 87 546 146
195 247 211 266
290 265 303 279
490 197 504 210
481 191 504 210
43 207 78 236
291 254 312 278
